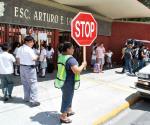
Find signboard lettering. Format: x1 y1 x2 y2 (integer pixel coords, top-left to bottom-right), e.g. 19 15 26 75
75 21 95 38
0 2 5 17
71 12 97 46
0 0 111 35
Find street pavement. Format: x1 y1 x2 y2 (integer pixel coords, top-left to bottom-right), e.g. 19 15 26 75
0 68 138 125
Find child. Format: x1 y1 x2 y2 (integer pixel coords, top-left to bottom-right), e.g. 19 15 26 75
13 42 21 76
0 43 16 101
106 50 113 68
39 44 47 77
46 43 54 73
91 42 97 67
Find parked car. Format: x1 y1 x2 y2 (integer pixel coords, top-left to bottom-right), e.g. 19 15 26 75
135 64 150 98
126 39 150 47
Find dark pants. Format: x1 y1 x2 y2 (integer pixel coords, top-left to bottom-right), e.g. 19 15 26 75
61 81 74 113
139 60 145 70
121 58 125 73
132 59 139 73
0 74 14 97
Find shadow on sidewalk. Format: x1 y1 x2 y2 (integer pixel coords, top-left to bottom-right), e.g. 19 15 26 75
0 96 29 106
30 111 61 125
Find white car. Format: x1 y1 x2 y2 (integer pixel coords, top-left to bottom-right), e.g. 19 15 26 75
135 64 150 98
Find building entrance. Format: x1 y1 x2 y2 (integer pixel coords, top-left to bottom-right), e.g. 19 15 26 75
59 31 82 64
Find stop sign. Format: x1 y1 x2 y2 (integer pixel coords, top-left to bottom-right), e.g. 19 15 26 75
71 12 97 46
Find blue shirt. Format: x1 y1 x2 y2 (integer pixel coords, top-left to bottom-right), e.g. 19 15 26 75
64 57 78 89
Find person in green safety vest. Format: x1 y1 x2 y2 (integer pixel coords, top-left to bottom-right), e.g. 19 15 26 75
55 42 87 123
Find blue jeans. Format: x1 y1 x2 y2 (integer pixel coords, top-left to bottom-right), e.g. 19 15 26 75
139 60 145 70
125 58 132 74
0 74 14 97
61 81 74 113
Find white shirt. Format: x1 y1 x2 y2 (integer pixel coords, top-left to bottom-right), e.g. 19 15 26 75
39 49 47 62
33 48 40 55
16 44 37 65
13 47 19 57
46 48 54 59
91 45 97 60
0 52 16 74
91 50 96 60
106 52 113 58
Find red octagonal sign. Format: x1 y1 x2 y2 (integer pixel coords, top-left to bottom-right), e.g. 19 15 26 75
71 12 97 46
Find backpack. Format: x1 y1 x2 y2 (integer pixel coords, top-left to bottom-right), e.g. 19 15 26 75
93 63 100 73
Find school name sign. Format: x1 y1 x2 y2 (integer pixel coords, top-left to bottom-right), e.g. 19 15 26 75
0 0 112 36
0 0 75 30
14 7 72 26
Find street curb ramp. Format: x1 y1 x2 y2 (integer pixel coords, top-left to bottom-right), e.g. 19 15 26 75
93 92 140 125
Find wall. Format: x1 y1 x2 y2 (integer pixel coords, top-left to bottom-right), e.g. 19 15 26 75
87 21 150 66
110 21 150 64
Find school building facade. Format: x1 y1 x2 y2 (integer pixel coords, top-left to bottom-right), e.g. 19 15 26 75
0 0 150 66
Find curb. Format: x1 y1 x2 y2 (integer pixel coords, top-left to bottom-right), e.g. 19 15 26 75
93 92 140 125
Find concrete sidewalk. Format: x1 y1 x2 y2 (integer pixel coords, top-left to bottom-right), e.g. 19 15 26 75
0 68 139 125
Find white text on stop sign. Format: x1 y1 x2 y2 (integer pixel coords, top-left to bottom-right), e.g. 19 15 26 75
75 21 95 38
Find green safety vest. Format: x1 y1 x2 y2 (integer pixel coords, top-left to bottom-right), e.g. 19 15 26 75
54 54 80 90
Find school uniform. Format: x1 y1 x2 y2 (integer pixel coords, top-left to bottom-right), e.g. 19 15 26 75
39 49 47 69
0 52 15 99
46 48 54 73
16 44 39 104
13 47 20 75
46 48 54 60
39 48 47 76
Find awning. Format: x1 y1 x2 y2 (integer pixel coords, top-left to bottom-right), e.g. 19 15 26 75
52 0 150 19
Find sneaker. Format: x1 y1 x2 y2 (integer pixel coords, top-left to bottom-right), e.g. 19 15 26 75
9 95 12 99
15 73 19 76
30 102 40 107
39 75 45 78
3 97 9 102
24 98 29 102
127 73 135 76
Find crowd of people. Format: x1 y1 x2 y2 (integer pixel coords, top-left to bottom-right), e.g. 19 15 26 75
0 36 86 123
1 37 150 123
91 42 113 73
120 41 150 75
12 40 54 77
0 37 55 102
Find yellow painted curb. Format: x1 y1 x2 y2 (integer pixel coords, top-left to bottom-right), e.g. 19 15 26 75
93 92 140 125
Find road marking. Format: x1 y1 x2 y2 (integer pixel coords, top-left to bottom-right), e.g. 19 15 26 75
93 92 140 125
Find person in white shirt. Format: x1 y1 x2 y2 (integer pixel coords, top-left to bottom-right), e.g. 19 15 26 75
39 44 47 77
46 45 54 60
32 43 40 73
91 42 97 67
46 44 54 73
106 50 113 68
0 43 16 101
16 36 40 107
13 42 21 76
96 43 106 72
